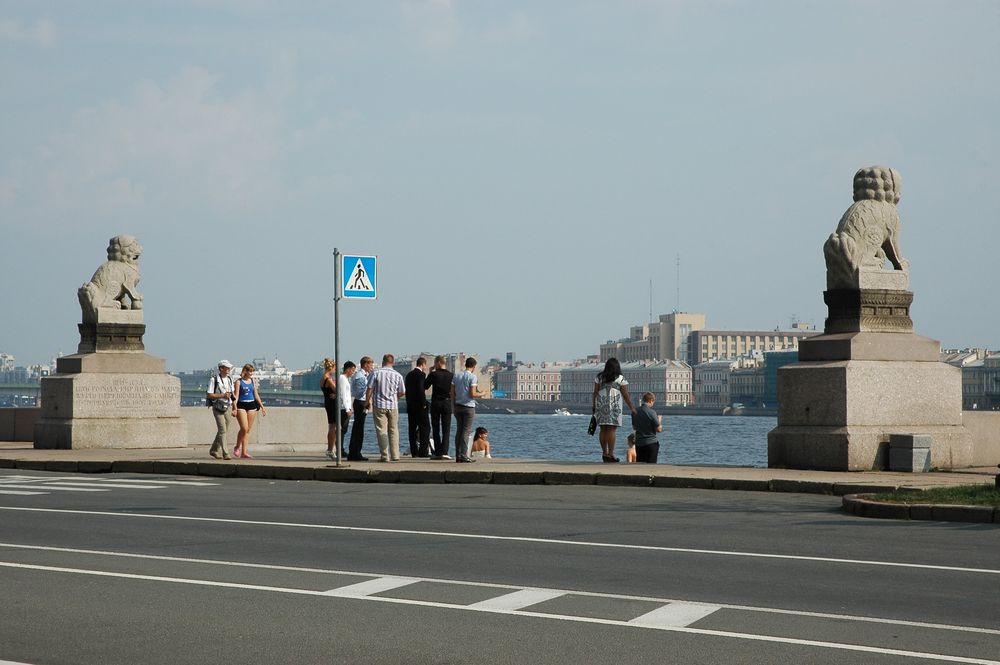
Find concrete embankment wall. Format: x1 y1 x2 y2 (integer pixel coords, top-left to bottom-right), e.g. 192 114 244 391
3 407 1000 466
0 406 330 449
181 406 328 449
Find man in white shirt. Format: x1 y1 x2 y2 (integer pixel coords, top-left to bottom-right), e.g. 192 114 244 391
365 354 406 462
206 360 235 460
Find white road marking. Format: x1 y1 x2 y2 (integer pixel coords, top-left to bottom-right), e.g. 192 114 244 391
1 506 997 577
0 490 45 496
629 601 722 628
468 588 566 611
0 475 217 487
0 660 39 664
0 485 108 493
324 576 419 597
43 482 167 490
0 542 997 638
0 560 996 665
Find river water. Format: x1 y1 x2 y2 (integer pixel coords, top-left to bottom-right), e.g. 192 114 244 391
371 413 774 467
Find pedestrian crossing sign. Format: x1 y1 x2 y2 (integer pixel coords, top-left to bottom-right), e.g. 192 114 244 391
342 254 377 299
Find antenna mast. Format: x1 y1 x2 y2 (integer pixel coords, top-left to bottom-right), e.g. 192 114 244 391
649 278 653 324
675 254 680 313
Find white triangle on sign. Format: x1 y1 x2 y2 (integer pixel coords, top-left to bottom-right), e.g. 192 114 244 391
347 259 373 292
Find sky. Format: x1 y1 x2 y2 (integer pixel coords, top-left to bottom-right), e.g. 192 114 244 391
1 1 998 372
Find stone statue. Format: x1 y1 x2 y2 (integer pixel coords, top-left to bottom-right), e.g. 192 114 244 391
78 235 144 323
823 166 908 290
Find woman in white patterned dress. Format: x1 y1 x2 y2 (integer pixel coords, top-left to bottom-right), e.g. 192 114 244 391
591 357 636 463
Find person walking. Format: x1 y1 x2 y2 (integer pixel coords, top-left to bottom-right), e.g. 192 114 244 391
321 358 339 461
631 392 663 463
425 355 454 460
233 363 266 459
347 356 374 461
591 357 636 463
206 360 235 460
451 357 485 463
366 354 406 462
405 357 432 458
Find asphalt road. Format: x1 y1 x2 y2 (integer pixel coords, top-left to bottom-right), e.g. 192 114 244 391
0 469 998 664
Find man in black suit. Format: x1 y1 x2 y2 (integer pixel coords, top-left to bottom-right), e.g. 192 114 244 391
424 355 455 460
405 357 432 458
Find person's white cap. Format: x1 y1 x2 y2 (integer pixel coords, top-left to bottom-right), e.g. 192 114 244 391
218 359 233 368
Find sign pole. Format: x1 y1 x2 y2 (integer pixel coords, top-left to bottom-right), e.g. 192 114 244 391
333 248 343 467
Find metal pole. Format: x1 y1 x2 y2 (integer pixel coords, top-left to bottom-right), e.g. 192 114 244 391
334 248 342 467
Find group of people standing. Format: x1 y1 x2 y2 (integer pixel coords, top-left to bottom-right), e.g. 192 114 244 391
207 355 658 465
319 354 487 463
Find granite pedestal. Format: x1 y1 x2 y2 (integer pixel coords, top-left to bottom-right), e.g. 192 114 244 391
33 312 187 449
768 285 970 471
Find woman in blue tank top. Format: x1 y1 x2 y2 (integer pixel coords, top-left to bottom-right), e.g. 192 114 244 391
233 363 266 459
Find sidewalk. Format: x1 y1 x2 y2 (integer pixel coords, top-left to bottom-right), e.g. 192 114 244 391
1 442 995 497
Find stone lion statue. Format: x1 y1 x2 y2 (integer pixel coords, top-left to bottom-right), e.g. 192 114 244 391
823 166 908 290
78 235 143 323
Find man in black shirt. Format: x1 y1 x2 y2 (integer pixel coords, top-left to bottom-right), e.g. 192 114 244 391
630 392 663 463
405 357 432 458
424 355 454 459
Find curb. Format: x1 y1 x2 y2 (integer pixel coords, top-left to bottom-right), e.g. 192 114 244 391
0 456 977 497
842 494 1000 524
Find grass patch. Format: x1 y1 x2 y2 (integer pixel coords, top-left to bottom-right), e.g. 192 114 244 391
870 484 1000 506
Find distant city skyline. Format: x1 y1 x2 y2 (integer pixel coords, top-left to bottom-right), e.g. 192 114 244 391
2 2 998 371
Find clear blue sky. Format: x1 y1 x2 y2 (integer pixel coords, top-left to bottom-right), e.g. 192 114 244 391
2 1 998 371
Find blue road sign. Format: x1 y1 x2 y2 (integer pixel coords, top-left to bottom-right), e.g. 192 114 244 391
342 254 377 299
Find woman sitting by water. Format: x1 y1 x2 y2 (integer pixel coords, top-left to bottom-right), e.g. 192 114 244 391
591 357 636 463
470 427 492 459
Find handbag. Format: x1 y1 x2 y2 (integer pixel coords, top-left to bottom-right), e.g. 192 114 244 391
210 375 232 412
587 414 597 436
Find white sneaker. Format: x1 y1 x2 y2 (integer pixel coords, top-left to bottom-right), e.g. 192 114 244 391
440 454 452 460
485 453 492 459
325 450 336 460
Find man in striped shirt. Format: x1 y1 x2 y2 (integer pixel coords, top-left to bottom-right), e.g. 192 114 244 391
365 354 406 462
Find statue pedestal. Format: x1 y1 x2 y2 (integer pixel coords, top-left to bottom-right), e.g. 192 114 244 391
768 289 970 470
33 322 187 450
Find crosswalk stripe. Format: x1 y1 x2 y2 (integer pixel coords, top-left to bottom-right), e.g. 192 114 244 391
81 479 219 486
324 576 420 597
44 482 167 490
629 602 721 628
0 490 46 496
0 484 108 493
1 476 218 487
468 588 566 611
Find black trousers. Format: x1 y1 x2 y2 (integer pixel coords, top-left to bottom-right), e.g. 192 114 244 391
430 400 453 456
348 399 367 458
407 400 431 457
453 404 476 460
635 442 659 464
339 410 351 455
